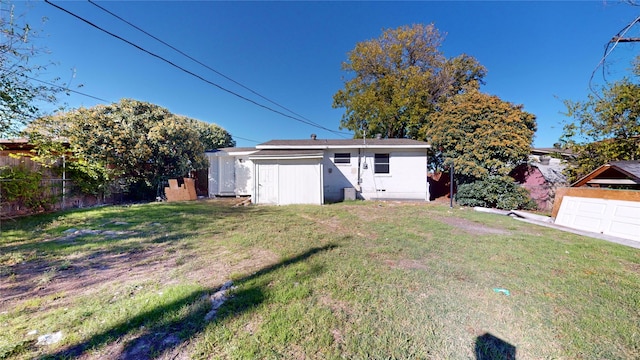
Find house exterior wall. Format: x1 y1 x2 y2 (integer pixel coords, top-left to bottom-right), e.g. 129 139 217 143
322 148 429 201
323 150 359 202
234 156 254 196
359 149 428 200
206 152 220 197
206 152 254 197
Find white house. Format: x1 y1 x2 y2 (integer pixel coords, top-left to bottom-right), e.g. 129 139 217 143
207 137 431 205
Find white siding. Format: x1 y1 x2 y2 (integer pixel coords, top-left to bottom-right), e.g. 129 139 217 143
322 148 428 201
254 159 323 205
323 151 359 202
207 153 219 197
359 150 428 200
235 156 253 196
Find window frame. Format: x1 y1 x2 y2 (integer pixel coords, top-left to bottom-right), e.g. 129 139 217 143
334 152 351 165
374 153 390 174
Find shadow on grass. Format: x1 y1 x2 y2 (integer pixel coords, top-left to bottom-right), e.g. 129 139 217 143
39 244 337 360
475 332 516 360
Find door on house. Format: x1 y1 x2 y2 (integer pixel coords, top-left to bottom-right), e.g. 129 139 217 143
219 156 236 195
257 163 278 204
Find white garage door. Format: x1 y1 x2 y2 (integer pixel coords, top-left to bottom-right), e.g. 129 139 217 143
255 160 323 205
556 196 640 242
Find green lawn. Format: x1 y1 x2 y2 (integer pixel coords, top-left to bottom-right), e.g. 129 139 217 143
1 200 638 359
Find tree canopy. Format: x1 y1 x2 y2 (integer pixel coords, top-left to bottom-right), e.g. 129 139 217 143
1 1 61 138
561 56 640 182
425 87 537 182
332 24 486 139
26 99 234 199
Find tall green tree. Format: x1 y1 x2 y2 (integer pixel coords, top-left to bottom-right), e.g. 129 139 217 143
332 24 486 139
26 99 234 199
561 56 640 182
1 0 62 138
424 87 537 183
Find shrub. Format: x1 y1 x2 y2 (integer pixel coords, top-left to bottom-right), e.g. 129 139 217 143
0 165 56 211
455 176 536 210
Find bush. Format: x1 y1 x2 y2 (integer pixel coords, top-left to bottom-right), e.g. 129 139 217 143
0 165 56 211
455 176 536 210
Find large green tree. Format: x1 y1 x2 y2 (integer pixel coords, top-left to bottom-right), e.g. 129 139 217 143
1 1 61 138
561 57 640 182
332 24 486 139
26 99 234 199
424 87 537 183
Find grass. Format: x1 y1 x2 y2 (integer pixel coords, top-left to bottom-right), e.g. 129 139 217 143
0 199 638 359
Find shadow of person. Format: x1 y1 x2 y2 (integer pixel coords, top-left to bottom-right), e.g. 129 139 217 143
475 332 516 360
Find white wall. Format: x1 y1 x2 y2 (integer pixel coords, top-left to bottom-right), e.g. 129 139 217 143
235 156 253 196
207 153 219 197
207 152 255 197
359 150 428 200
322 148 429 201
323 151 359 202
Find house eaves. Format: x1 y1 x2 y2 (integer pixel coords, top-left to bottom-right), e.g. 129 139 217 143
206 147 257 156
571 160 640 187
249 149 324 160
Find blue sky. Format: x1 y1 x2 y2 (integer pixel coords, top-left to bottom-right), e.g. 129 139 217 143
16 1 639 147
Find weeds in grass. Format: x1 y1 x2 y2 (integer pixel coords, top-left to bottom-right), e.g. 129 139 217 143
0 200 638 359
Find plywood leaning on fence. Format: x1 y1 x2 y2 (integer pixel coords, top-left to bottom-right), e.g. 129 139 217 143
165 178 197 202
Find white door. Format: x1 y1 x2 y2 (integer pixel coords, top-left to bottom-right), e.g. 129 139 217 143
556 196 640 242
278 162 322 205
219 157 235 195
257 164 278 204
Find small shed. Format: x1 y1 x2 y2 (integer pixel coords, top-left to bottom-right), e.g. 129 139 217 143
206 147 256 197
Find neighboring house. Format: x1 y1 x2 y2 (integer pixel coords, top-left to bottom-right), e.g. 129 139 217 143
511 152 568 211
571 160 640 189
0 138 38 169
207 136 431 205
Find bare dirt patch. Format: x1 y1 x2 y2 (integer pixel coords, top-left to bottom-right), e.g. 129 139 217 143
0 245 177 311
384 259 430 271
434 216 511 235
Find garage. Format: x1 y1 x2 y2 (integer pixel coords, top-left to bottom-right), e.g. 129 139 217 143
555 196 640 243
251 150 324 205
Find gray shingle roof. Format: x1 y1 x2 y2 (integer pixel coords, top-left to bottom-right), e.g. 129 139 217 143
257 138 430 148
609 161 640 179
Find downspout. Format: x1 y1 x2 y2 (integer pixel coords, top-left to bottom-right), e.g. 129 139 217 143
357 148 362 192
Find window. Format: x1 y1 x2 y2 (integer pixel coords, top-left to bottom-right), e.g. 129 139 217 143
334 153 351 164
374 153 389 174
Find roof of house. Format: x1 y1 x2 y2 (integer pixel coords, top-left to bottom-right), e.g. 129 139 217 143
205 147 257 154
257 138 431 149
531 162 568 184
531 147 575 158
0 138 33 151
572 160 640 187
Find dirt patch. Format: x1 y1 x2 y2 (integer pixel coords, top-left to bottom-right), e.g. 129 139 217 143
0 245 178 311
384 259 430 271
434 216 511 235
